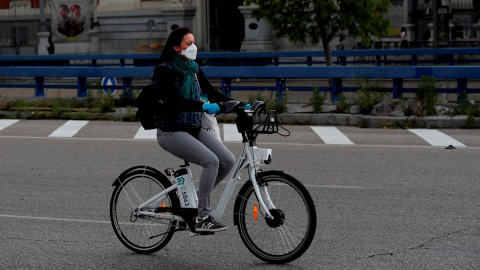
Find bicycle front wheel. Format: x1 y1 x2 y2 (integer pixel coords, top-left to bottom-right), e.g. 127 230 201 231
110 166 179 254
235 172 317 263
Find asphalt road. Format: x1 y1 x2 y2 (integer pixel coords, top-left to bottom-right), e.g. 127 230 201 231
0 120 479 269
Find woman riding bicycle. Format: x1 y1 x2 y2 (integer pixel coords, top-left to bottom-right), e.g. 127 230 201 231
153 27 234 232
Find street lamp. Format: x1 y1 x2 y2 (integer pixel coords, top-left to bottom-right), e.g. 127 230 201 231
433 0 438 47
14 0 19 54
39 0 48 32
147 19 156 53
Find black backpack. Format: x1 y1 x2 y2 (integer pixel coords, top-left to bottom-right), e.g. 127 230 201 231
135 83 163 130
135 63 175 130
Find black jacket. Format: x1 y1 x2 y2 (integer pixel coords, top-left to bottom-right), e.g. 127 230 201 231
151 62 232 124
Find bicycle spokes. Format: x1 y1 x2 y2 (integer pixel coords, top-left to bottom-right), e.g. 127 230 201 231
235 173 316 263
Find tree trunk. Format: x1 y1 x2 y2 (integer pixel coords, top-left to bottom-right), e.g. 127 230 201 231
320 31 332 66
323 42 332 66
320 32 333 93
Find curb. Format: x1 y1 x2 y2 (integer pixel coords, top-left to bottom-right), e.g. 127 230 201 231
219 113 479 128
275 114 479 128
2 109 479 129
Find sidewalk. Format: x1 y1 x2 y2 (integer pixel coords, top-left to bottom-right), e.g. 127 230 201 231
276 113 478 128
1 106 479 129
216 103 480 129
215 112 479 129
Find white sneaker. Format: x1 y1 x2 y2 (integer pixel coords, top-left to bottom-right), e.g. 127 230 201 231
194 216 227 232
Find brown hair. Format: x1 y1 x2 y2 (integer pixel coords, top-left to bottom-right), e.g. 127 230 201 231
159 27 192 63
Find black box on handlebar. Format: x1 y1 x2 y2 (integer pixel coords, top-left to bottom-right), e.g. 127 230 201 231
235 108 279 135
235 109 254 133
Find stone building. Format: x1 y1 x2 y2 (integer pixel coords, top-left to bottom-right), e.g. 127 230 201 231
0 0 479 55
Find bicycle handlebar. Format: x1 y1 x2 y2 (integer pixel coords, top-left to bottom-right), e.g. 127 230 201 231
215 100 289 139
216 100 265 116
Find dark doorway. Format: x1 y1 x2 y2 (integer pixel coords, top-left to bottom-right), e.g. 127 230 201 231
207 0 245 51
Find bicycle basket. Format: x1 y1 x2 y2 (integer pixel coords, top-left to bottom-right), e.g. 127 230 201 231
254 110 279 134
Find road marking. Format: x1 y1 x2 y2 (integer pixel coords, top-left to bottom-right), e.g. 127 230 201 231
311 126 354 145
0 214 109 224
304 184 385 189
48 120 89 138
0 119 19 131
0 120 476 149
223 124 242 142
408 129 466 147
134 126 157 140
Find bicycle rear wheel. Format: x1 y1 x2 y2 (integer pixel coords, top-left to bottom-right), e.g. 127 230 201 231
110 166 179 254
235 172 317 263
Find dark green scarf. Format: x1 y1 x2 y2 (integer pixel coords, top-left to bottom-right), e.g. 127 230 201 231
170 55 198 99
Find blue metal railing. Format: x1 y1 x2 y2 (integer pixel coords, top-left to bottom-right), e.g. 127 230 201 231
3 48 480 67
2 49 480 101
1 65 479 101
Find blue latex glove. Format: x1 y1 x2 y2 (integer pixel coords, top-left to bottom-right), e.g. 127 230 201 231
244 104 251 110
202 103 220 114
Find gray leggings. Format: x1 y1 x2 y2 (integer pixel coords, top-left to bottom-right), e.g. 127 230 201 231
157 128 235 218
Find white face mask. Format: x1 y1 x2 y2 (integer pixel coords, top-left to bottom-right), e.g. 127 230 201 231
181 44 197 60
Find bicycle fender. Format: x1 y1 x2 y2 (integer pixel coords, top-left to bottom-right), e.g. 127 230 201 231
233 170 283 226
112 165 166 186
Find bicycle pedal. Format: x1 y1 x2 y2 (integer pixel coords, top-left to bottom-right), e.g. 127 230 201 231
176 221 187 231
199 232 215 236
188 231 215 236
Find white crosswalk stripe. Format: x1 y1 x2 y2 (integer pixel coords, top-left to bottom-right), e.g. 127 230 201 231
0 119 19 131
0 120 476 148
223 124 242 142
408 129 466 147
310 126 354 145
133 127 157 140
48 120 89 138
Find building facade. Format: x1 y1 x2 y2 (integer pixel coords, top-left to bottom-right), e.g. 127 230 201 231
0 0 479 55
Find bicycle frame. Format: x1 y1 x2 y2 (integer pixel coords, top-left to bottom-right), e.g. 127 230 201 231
135 141 274 224
133 101 279 227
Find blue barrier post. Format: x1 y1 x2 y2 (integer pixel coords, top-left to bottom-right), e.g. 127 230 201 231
275 78 286 102
273 57 279 66
307 56 312 66
393 78 403 99
123 77 133 98
457 78 467 103
221 78 231 98
35 77 45 97
331 78 342 102
78 77 87 97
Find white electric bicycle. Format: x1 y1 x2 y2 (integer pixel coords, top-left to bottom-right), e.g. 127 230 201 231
110 100 317 264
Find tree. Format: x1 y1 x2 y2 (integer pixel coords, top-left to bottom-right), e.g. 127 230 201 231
473 0 480 22
244 0 392 66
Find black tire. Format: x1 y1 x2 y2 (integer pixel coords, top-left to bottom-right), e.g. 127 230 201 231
235 172 317 263
110 166 179 254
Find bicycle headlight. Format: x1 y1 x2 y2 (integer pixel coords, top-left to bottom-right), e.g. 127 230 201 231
253 148 272 165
